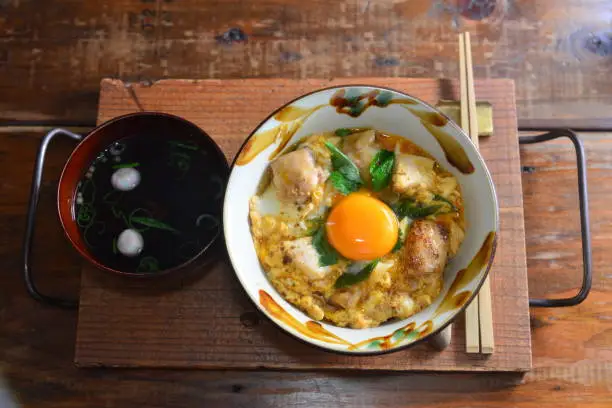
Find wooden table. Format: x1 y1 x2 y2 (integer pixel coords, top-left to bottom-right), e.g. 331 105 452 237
2 0 612 129
1 0 611 407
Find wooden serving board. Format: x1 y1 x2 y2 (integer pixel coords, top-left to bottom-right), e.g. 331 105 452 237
75 78 531 372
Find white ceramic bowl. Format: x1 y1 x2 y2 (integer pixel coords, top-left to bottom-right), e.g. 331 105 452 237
224 85 498 354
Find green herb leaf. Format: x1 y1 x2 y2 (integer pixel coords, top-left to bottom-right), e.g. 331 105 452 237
312 225 339 266
329 171 361 195
392 228 404 253
112 162 139 169
325 141 363 195
334 128 353 137
302 217 323 236
325 142 358 174
334 260 379 288
337 162 361 183
130 217 180 234
137 256 161 273
369 150 395 191
433 194 458 212
393 199 443 220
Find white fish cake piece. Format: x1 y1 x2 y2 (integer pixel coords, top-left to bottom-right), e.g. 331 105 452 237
392 154 436 194
270 148 326 204
280 237 331 280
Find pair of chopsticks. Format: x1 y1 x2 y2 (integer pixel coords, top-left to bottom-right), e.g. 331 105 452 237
459 32 494 354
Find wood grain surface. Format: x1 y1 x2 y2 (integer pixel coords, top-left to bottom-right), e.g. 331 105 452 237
71 77 532 372
1 126 610 406
1 0 612 127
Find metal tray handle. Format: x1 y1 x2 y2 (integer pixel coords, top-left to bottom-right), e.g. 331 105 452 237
22 129 82 309
519 129 592 307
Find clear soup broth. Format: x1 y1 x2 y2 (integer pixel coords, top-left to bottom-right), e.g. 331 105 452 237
73 134 225 274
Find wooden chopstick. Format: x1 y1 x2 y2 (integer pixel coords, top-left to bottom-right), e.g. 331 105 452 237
459 32 495 354
479 279 495 353
459 32 481 354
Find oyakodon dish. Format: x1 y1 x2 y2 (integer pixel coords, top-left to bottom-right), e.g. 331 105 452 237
249 128 466 328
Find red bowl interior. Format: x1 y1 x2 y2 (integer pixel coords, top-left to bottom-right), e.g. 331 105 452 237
57 112 229 277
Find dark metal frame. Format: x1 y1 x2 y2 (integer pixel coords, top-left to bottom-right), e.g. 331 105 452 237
519 129 592 307
21 127 592 310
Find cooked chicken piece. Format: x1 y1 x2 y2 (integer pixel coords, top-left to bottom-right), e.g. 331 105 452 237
299 134 334 169
280 237 331 280
392 154 436 194
403 220 449 276
447 221 465 258
437 176 457 198
270 148 326 204
434 212 464 259
342 130 378 180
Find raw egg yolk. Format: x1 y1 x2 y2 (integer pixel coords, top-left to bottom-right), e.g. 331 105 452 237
326 193 398 260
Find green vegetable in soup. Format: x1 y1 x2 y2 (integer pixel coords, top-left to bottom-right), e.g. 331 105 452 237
433 194 458 213
334 260 379 288
130 216 180 234
392 228 404 253
325 141 363 195
312 224 339 266
329 171 361 195
393 199 443 220
369 150 395 191
302 216 324 237
112 162 140 169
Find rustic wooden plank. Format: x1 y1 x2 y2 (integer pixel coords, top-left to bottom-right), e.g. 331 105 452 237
72 77 532 371
1 126 610 406
1 0 612 127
